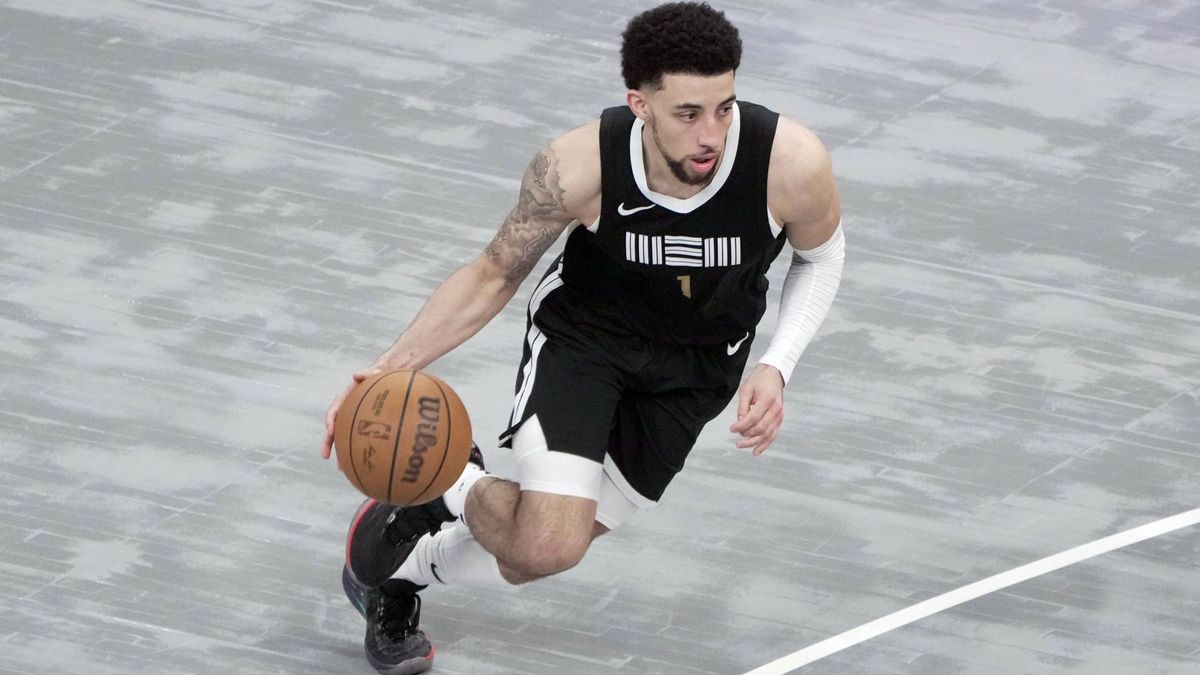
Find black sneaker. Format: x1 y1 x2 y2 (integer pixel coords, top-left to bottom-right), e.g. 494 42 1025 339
342 565 433 675
345 444 485 588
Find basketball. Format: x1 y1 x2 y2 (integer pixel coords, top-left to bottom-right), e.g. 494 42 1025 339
333 369 473 506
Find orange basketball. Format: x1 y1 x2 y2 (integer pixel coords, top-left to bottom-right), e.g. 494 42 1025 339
333 369 473 506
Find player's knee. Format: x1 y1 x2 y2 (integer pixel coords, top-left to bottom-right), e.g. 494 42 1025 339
510 527 591 580
525 533 590 577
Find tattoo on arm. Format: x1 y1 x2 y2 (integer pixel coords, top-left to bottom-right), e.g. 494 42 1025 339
485 149 570 287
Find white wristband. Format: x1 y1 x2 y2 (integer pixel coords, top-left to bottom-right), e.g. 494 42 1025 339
758 221 845 384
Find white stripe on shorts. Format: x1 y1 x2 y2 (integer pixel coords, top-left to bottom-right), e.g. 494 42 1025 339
510 262 564 427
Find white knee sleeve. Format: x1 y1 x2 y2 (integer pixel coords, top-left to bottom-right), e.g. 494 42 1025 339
511 417 655 531
512 416 603 500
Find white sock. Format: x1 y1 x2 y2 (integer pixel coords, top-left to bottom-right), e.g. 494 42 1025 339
442 463 488 519
395 524 509 589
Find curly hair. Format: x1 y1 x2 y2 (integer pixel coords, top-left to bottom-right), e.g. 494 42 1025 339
620 2 742 90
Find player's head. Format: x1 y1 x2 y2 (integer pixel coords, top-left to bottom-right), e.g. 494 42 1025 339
621 3 743 186
621 2 742 91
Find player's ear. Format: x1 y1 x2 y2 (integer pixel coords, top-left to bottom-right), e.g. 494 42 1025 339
626 89 649 120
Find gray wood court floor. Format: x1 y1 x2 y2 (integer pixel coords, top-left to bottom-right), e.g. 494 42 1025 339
1 1 1198 673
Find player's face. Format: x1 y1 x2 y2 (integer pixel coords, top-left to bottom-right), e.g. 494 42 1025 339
634 71 737 186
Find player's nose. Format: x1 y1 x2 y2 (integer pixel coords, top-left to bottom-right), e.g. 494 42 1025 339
696 114 723 150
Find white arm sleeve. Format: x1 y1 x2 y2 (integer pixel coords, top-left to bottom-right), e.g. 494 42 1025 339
758 221 845 384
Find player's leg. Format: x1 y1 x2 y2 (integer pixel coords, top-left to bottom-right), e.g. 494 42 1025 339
462 482 597 583
340 465 627 674
343 440 603 673
396 414 608 585
415 383 716 587
394 456 632 589
392 490 610 588
460 417 605 583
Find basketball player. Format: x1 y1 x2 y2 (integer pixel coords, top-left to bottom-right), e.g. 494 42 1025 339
322 3 844 672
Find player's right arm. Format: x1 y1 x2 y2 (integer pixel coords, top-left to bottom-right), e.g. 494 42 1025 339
322 121 601 459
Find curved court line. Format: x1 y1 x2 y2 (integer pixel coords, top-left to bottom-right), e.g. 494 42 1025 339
745 507 1200 675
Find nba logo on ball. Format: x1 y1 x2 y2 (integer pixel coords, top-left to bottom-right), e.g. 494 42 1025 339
334 370 473 506
356 420 392 440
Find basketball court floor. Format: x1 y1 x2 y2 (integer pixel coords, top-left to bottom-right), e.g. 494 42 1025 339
1 1 1198 673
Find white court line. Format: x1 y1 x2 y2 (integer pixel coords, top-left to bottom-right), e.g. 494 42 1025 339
745 507 1200 675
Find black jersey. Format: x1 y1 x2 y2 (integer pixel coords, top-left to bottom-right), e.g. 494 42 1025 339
554 101 787 346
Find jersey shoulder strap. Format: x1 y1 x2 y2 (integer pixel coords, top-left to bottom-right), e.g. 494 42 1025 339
598 105 637 207
728 101 780 190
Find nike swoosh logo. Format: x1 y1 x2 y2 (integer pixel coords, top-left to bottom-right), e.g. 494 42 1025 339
727 332 750 355
617 202 655 216
430 563 444 584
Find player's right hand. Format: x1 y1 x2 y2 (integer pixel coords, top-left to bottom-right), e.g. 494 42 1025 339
321 368 380 460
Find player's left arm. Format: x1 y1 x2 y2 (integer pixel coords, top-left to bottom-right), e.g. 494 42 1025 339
731 117 844 456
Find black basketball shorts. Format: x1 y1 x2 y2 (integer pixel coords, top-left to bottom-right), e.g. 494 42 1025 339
498 262 753 504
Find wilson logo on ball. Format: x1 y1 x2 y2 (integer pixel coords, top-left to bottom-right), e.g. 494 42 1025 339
403 397 441 484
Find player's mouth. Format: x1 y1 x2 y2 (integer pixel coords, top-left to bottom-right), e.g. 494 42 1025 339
690 154 717 173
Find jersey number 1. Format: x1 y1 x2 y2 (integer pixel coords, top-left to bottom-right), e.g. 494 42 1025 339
676 275 692 298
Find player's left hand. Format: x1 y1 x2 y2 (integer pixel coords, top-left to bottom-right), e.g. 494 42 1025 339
730 364 785 456
322 367 382 461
